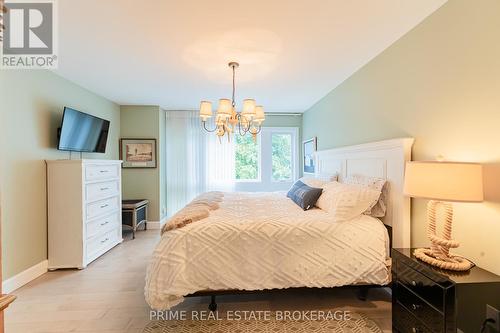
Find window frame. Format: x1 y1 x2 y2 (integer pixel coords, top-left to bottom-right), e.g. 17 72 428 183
233 127 299 191
269 128 299 183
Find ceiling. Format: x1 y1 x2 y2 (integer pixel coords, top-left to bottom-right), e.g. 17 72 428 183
55 0 447 113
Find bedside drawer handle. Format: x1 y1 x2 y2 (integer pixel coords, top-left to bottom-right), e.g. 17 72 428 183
100 187 109 191
412 328 420 333
100 204 109 209
411 280 417 286
101 238 109 244
100 221 109 226
411 303 421 310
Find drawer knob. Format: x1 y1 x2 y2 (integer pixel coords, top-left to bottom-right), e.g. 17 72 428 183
99 170 109 173
100 204 109 209
411 280 417 286
412 328 421 333
101 238 109 244
100 187 109 191
411 303 421 310
100 221 109 226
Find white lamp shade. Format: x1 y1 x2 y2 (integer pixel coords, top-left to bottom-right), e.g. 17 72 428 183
254 105 265 123
404 161 483 202
199 101 212 120
241 99 256 117
217 99 232 118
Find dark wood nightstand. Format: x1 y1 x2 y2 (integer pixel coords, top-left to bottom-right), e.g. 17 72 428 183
392 248 500 333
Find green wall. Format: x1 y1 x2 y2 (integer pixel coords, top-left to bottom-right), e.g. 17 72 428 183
120 106 166 221
0 70 120 280
264 114 302 129
302 0 500 274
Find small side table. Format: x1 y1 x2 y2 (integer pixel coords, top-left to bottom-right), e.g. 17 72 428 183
392 248 500 333
122 199 149 239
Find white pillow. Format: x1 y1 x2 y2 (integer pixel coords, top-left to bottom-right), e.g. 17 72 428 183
299 174 337 188
316 181 381 222
342 175 387 217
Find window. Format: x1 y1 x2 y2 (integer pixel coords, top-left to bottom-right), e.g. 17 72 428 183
234 127 298 190
272 133 292 181
235 133 260 181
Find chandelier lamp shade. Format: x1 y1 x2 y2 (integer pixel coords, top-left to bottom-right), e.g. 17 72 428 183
199 62 265 142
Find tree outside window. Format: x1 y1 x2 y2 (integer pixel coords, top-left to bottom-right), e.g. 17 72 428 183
272 134 292 181
235 134 259 180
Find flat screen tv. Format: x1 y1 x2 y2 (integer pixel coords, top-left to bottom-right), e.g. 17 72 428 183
57 107 110 153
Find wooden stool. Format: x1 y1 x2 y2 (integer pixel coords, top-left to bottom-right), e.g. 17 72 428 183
122 199 149 239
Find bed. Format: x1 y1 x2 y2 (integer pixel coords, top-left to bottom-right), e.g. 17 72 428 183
145 138 414 310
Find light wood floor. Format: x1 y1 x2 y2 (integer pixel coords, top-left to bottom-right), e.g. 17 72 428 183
5 230 392 333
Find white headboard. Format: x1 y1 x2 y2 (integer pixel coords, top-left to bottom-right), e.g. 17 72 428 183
314 138 414 248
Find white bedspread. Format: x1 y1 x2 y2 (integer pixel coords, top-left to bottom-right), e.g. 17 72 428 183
145 192 391 310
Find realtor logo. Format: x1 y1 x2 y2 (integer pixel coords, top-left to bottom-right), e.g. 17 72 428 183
1 0 58 69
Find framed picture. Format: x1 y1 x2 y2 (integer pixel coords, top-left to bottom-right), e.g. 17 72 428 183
120 138 157 168
303 137 317 174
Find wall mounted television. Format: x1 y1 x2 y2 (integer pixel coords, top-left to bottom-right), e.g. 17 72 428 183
57 107 110 153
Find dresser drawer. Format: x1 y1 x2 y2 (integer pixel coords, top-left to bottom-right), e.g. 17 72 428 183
86 196 119 219
395 282 444 332
85 180 120 201
86 228 119 263
394 302 434 333
85 164 119 181
86 212 119 239
397 260 444 311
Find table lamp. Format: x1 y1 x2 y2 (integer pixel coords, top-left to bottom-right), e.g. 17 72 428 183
404 161 483 271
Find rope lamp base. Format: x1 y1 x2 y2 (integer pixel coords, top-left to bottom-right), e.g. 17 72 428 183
414 248 473 271
414 200 473 271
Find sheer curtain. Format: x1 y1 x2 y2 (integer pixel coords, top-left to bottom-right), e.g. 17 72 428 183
165 111 235 217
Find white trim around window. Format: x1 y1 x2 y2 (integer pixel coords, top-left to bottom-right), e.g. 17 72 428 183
234 127 299 192
269 128 299 183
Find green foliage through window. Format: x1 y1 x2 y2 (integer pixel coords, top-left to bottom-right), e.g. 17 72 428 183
235 134 259 180
272 134 292 181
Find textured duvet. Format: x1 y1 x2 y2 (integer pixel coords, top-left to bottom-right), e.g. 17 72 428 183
145 192 391 310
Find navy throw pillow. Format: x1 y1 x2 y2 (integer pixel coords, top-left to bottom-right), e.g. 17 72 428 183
287 180 323 211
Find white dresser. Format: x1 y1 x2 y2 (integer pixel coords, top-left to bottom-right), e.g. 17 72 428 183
47 159 123 269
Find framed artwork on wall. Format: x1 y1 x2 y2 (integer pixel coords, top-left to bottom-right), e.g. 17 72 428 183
303 137 317 174
120 138 157 168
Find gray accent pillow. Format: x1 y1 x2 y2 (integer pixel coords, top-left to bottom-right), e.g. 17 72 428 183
287 180 323 211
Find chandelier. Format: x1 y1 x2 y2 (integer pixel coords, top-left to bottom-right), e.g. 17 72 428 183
199 62 265 142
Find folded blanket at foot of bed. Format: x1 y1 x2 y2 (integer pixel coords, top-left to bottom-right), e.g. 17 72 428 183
161 191 224 234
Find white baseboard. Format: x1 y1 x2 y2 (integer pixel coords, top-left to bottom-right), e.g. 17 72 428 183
146 216 168 230
3 260 48 293
146 221 161 229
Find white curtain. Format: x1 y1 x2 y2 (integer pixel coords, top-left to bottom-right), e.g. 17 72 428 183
165 111 235 217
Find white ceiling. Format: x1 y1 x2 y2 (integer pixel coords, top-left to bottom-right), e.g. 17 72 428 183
55 0 447 113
